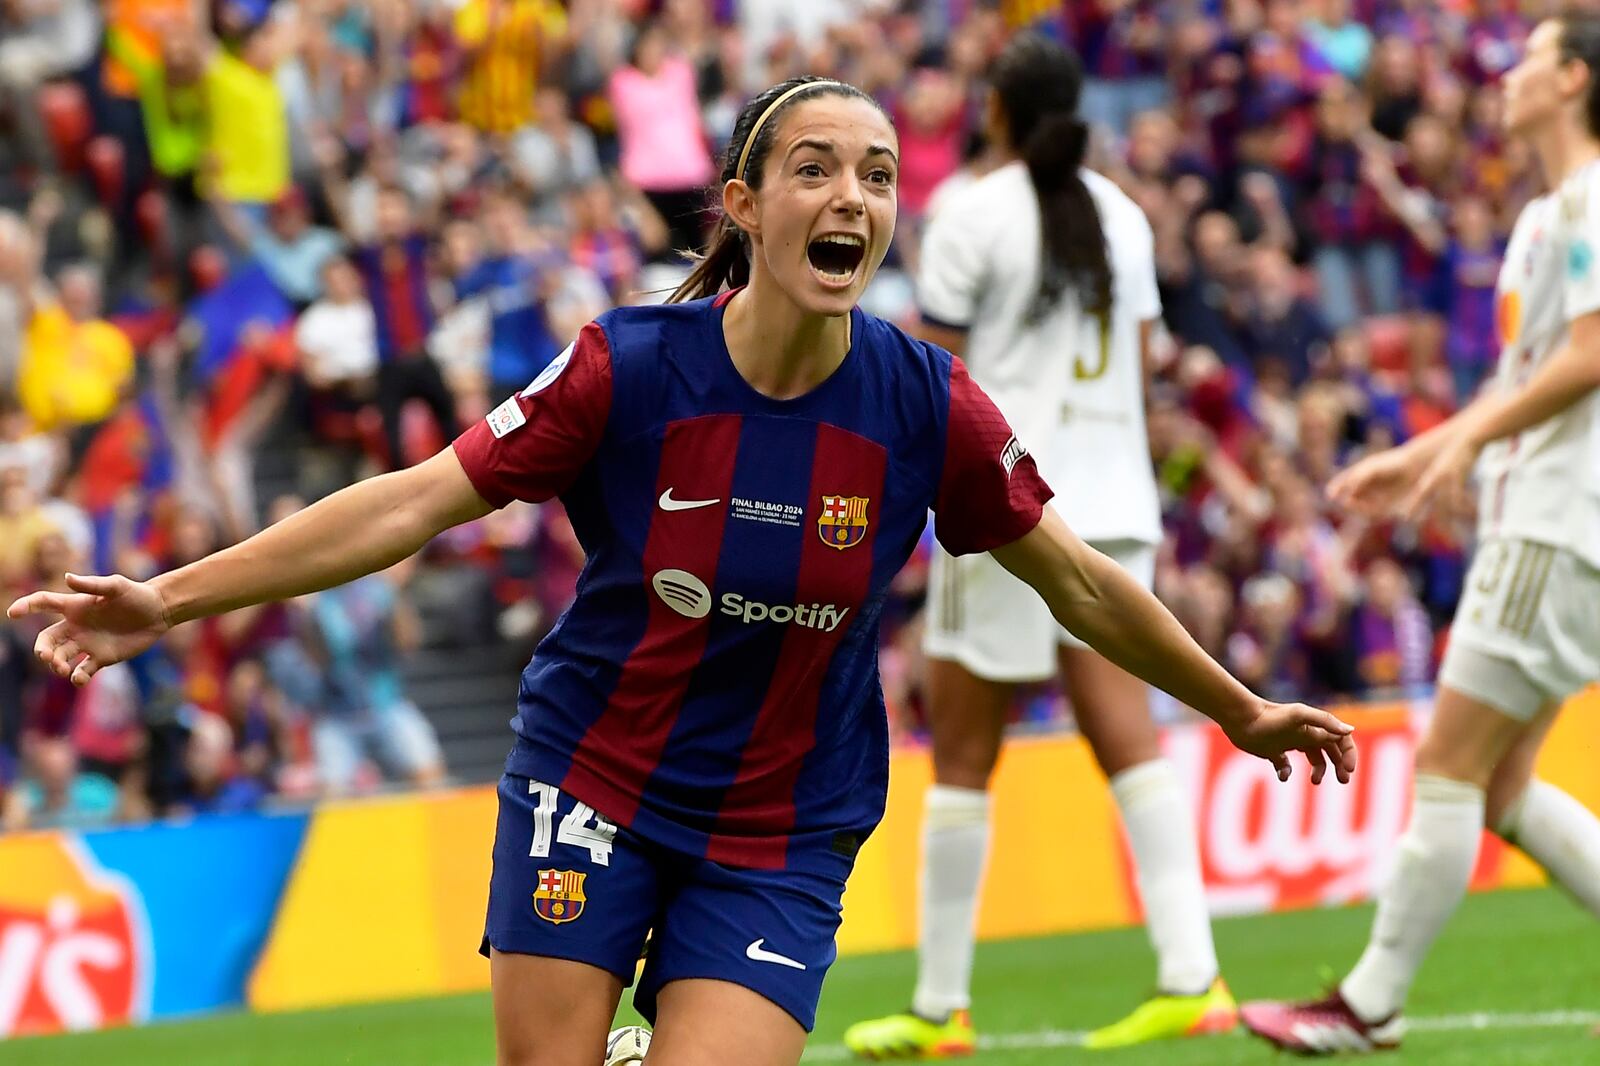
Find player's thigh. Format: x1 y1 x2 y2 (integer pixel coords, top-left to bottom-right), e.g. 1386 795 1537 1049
637 856 848 1045
922 547 1052 788
1414 685 1530 787
1486 702 1561 828
645 979 808 1066
1057 540 1160 777
1058 646 1159 778
490 951 623 1066
483 773 658 1064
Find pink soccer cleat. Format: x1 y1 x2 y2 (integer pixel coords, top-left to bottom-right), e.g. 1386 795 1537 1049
1240 991 1403 1055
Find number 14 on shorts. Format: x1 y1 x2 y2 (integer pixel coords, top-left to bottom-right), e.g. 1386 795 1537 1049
527 781 619 866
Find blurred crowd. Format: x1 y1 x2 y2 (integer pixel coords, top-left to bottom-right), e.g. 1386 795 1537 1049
0 0 1555 829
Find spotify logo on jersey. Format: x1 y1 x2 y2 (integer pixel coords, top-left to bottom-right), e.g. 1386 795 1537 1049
652 569 711 618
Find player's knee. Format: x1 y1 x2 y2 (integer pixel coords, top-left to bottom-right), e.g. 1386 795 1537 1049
1412 736 1495 789
930 737 999 790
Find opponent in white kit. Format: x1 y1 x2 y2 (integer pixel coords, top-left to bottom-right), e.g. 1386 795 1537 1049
844 35 1237 1058
1244 13 1600 1054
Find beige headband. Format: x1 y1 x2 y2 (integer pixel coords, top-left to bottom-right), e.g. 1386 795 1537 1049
735 80 845 182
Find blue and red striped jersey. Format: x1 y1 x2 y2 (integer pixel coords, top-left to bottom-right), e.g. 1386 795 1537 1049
453 294 1052 873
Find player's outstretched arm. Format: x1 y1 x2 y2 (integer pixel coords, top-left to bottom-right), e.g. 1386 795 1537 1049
7 447 494 685
992 509 1356 784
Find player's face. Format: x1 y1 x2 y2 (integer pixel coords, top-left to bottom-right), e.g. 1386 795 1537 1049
748 96 898 318
1503 20 1570 135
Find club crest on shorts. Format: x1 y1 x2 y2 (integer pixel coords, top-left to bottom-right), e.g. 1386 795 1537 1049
818 495 869 550
533 868 587 924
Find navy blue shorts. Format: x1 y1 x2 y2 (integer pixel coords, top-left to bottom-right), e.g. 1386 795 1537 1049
481 773 848 1031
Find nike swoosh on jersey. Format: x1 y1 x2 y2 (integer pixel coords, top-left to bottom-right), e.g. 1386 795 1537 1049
658 488 722 511
744 939 807 970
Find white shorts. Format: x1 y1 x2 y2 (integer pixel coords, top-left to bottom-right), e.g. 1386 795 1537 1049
923 538 1157 683
1438 538 1600 721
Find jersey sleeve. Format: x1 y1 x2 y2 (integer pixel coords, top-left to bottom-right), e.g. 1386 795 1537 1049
451 321 613 508
1126 211 1162 322
933 356 1054 556
1563 173 1600 321
916 189 989 330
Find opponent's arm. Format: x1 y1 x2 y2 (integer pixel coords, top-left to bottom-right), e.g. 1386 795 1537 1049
992 509 1356 783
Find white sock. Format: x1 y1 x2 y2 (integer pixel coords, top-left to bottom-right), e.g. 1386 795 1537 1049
1110 759 1219 996
1497 781 1600 919
912 784 991 1019
1342 774 1485 1022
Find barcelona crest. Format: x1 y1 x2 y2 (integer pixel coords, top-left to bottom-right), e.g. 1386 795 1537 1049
818 495 870 550
533 868 587 925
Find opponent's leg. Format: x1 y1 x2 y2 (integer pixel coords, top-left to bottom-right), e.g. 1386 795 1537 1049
843 657 1010 1058
1243 684 1526 1054
644 979 808 1066
491 952 622 1066
1063 645 1233 1049
1490 707 1600 918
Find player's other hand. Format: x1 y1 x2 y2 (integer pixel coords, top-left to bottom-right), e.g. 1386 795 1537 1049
1326 444 1422 517
7 573 171 686
1225 701 1357 785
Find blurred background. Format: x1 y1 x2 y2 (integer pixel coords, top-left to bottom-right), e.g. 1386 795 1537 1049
0 0 1596 1055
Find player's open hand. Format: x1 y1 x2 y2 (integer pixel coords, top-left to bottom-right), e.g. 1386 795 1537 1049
1225 701 1357 785
1397 435 1479 524
6 573 171 686
1326 444 1423 517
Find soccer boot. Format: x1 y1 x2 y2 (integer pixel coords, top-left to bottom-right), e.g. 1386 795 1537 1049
842 1007 976 1059
604 1025 651 1065
1082 978 1239 1049
1240 989 1403 1054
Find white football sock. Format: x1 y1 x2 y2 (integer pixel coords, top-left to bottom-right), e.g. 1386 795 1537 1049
1342 774 1485 1022
1110 759 1219 996
912 784 991 1019
1497 781 1600 919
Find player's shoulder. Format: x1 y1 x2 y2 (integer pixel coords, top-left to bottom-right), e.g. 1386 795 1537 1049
1081 169 1152 238
588 297 718 367
931 162 1031 224
1555 158 1600 226
857 311 953 380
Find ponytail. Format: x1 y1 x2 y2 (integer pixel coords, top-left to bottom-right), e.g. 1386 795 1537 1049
669 216 752 302
989 33 1112 323
1022 112 1110 321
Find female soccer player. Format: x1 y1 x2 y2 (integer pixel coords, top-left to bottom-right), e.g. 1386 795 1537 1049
1244 15 1600 1055
10 77 1354 1066
845 36 1234 1059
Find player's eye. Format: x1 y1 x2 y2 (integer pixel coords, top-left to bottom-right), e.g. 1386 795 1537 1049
798 162 826 179
866 168 894 186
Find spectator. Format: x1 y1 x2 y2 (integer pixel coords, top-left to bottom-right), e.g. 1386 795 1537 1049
0 469 60 593
1243 245 1332 387
212 186 345 304
566 178 668 307
295 254 380 401
1352 556 1434 694
351 185 460 468
608 18 717 259
171 712 269 816
202 16 293 209
1305 0 1373 82
1439 194 1503 403
300 565 446 796
509 88 603 220
16 265 135 439
1 735 118 832
454 0 568 135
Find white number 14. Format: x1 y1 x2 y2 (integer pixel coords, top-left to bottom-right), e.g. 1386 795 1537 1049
527 781 617 866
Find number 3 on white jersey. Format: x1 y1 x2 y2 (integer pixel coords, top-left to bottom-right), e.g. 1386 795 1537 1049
528 780 618 866
1073 309 1111 381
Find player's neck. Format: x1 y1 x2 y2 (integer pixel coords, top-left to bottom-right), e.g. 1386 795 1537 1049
722 280 851 401
1530 118 1600 189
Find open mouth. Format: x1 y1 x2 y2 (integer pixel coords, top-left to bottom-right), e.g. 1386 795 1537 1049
806 234 866 285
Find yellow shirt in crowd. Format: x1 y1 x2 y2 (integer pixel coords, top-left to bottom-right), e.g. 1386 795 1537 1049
454 0 567 134
18 304 135 431
204 50 290 204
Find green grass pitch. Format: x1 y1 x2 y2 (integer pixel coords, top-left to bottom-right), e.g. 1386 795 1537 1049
8 886 1598 1065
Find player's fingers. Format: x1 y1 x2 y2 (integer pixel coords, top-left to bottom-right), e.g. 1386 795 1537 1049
71 655 100 687
65 572 121 597
49 639 82 679
1298 706 1355 736
1307 745 1327 786
9 590 69 619
32 619 70 662
1272 753 1291 782
1327 737 1353 784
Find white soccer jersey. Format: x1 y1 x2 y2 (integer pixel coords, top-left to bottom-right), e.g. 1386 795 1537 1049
1478 159 1600 570
917 163 1162 543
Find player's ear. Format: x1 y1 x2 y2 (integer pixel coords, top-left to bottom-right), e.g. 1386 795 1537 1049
723 179 761 242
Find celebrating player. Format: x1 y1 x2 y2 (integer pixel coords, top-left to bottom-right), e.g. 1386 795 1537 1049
9 76 1354 1066
843 36 1235 1059
1243 14 1600 1055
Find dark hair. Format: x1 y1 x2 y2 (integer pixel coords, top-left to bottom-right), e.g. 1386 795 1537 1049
669 76 884 303
1559 12 1600 138
988 33 1111 321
